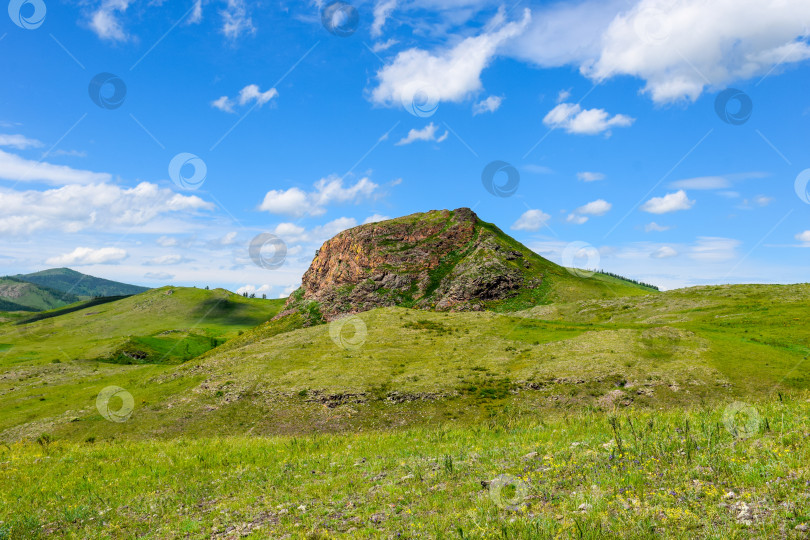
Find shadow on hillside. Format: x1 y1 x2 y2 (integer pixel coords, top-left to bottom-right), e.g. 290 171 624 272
16 296 132 325
192 297 267 327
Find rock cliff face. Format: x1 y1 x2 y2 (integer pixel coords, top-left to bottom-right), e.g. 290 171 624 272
282 208 546 321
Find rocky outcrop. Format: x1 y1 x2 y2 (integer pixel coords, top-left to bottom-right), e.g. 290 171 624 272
283 208 544 320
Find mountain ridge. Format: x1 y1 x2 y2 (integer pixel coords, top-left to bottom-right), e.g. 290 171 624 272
0 268 149 312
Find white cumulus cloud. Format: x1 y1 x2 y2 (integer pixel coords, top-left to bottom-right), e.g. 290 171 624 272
585 0 810 103
364 214 390 224
0 182 213 236
259 175 378 217
543 102 634 135
511 209 550 231
87 0 131 42
577 199 612 216
46 246 128 266
370 9 530 108
641 190 694 214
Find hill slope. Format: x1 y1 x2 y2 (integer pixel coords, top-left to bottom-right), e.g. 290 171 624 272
1 283 806 443
0 287 285 368
284 207 654 321
12 268 148 298
0 277 81 311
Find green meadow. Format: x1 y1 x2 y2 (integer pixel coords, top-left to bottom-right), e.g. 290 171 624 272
0 282 808 537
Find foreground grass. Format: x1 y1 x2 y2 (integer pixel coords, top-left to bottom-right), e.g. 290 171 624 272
3 396 809 539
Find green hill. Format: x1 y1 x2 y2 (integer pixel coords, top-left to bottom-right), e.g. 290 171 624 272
0 268 148 312
0 277 81 311
0 286 285 369
12 268 149 298
0 296 37 312
0 283 806 444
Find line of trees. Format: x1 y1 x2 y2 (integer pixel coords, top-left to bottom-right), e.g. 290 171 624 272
595 270 660 291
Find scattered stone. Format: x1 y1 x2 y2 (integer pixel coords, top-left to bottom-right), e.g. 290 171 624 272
578 503 593 512
723 491 737 500
733 502 753 525
522 452 539 460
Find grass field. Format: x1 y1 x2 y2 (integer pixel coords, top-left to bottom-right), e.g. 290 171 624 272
0 282 807 537
2 396 808 538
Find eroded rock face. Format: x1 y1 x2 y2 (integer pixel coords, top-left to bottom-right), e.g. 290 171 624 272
283 208 541 320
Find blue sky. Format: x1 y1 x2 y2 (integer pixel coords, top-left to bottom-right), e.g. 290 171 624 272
1 0 809 295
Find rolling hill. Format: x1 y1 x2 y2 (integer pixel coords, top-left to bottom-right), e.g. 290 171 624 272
0 286 285 368
0 268 149 312
0 282 806 444
12 268 148 298
0 277 81 311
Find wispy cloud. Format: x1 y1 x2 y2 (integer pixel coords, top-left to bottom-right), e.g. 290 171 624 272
0 149 111 185
472 95 503 115
0 134 43 150
220 0 255 39
395 123 448 145
644 222 670 232
212 84 278 113
577 171 605 182
87 0 131 42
